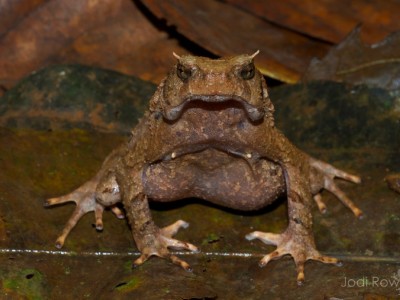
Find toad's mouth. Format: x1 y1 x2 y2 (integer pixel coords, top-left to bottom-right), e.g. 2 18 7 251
163 95 265 122
159 142 261 164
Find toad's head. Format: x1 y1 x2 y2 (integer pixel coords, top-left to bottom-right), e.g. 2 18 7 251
153 52 273 123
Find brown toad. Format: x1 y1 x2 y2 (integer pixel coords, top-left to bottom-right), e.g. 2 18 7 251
46 52 362 283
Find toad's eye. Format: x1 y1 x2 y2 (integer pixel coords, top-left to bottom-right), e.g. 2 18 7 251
177 64 192 81
239 64 255 80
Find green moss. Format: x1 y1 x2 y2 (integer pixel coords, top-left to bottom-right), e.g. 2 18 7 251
201 233 221 246
387 213 400 222
209 210 235 227
374 231 385 244
2 269 45 300
123 260 134 272
114 276 142 292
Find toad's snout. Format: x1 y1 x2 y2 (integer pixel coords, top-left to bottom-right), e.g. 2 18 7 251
163 95 265 122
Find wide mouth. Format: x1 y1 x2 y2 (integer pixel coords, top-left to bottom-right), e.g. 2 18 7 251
163 95 265 122
157 141 261 164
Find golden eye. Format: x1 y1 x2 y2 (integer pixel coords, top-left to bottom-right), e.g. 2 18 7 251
240 64 255 80
177 64 192 81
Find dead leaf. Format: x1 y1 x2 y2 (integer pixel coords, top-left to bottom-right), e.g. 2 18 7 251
0 0 47 37
304 26 400 90
140 0 330 83
224 0 400 44
0 0 189 89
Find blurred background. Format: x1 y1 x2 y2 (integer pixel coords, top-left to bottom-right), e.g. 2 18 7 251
1 0 400 93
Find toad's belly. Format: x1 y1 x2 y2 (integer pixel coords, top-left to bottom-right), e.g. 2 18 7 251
143 149 286 211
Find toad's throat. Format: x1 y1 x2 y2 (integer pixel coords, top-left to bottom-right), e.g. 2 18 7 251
163 95 264 122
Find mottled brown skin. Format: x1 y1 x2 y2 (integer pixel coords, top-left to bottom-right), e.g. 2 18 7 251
46 53 362 284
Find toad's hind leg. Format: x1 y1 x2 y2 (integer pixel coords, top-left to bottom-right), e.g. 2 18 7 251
44 175 123 248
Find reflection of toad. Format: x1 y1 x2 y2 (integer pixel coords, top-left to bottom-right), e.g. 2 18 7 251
386 174 400 193
46 53 362 283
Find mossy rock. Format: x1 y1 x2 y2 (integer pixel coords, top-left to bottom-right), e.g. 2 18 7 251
0 65 156 133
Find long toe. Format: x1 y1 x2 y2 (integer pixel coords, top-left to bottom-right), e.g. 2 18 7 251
259 249 287 267
246 231 281 245
161 220 190 237
170 255 192 271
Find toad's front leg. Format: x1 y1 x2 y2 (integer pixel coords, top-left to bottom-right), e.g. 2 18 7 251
246 165 338 284
119 170 199 271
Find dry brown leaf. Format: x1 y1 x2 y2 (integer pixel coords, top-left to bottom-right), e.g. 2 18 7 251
224 0 400 44
0 0 189 89
140 0 330 83
0 0 47 37
304 26 400 90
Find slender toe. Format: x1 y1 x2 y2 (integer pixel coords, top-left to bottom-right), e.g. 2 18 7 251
133 253 150 268
94 204 104 231
259 250 283 267
170 255 192 271
313 255 338 264
246 231 281 245
313 194 327 214
111 206 125 219
55 239 64 249
161 220 189 237
163 236 198 252
325 181 363 218
296 263 305 285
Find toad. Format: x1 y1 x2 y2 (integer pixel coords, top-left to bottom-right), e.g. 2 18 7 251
46 52 362 283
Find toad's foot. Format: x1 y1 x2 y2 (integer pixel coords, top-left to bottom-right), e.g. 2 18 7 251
44 181 124 248
310 158 362 218
133 220 199 271
246 229 338 285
